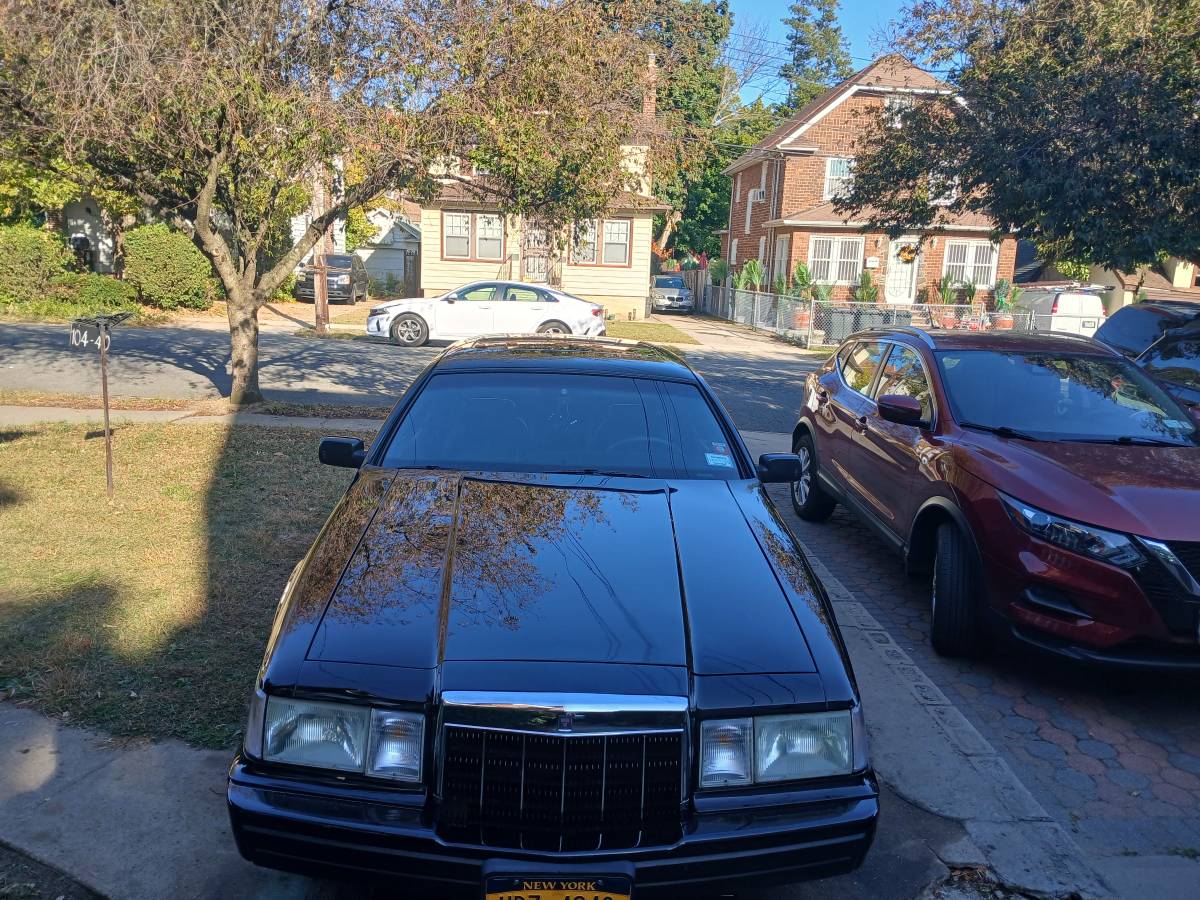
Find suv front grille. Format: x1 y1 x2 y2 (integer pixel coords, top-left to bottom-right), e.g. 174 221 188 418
1166 541 1200 583
437 725 684 851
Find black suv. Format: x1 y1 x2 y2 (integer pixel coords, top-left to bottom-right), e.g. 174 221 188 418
1095 300 1200 407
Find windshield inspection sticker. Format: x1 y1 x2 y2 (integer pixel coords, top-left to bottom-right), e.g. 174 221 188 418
700 441 729 468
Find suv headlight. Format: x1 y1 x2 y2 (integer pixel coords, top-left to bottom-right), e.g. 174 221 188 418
998 492 1144 568
700 708 865 789
335 274 351 285
253 696 424 782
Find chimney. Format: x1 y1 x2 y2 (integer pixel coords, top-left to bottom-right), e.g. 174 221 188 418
642 52 657 120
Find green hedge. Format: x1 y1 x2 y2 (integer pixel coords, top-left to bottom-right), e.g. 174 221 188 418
123 223 215 310
2 273 144 323
0 225 71 303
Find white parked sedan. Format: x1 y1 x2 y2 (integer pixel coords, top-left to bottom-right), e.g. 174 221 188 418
366 281 607 346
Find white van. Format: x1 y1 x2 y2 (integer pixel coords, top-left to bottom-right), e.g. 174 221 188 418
1014 285 1108 337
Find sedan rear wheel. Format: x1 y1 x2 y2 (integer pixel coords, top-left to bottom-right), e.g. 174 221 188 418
536 320 571 336
790 433 836 522
390 314 429 347
931 522 985 657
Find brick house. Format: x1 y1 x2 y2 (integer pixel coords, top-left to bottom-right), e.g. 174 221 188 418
719 55 1017 305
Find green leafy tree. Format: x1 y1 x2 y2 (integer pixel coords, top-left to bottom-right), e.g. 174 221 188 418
779 0 854 112
839 0 1200 275
2 1 672 404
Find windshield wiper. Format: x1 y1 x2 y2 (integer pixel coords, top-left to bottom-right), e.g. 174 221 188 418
549 468 651 479
1071 436 1184 447
958 422 1041 441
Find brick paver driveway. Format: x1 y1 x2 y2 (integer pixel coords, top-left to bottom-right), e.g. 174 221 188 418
763 482 1200 866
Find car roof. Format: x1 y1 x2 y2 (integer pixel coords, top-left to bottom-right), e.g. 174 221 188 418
434 335 700 380
1112 299 1200 319
847 326 1120 355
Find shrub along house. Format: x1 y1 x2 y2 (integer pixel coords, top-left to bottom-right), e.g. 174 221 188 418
719 55 1017 306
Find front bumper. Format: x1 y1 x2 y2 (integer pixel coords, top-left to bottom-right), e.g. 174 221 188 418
366 313 391 336
295 283 355 302
227 758 878 894
651 299 694 313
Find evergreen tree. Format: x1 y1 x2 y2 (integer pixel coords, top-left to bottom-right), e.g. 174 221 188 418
779 0 854 111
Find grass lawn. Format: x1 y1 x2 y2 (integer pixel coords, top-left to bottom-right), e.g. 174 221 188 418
605 319 699 345
0 389 391 421
0 422 369 748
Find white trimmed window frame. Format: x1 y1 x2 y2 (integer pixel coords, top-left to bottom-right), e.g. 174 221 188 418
823 157 854 201
942 239 999 288
808 234 865 285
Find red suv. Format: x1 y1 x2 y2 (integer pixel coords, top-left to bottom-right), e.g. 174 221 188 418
791 328 1200 667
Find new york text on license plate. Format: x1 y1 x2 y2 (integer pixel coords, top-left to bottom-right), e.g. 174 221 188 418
484 874 632 900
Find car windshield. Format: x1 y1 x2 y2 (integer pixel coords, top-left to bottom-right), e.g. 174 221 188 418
324 254 353 268
654 276 685 289
935 350 1198 445
380 372 742 478
1142 336 1200 392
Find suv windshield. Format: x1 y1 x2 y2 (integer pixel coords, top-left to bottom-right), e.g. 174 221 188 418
936 350 1198 445
654 276 685 289
380 372 742 478
324 254 354 268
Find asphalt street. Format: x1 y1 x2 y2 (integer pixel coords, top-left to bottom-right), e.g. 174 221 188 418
0 322 816 433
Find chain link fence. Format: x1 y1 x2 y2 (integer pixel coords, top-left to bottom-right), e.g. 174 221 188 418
692 281 1036 349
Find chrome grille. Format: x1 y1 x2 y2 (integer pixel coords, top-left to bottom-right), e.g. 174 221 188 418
435 692 687 851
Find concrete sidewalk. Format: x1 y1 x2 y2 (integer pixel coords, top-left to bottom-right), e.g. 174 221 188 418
0 429 1110 900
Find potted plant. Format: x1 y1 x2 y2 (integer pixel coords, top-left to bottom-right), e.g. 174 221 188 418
853 271 885 328
937 274 958 328
992 278 1014 329
791 262 815 329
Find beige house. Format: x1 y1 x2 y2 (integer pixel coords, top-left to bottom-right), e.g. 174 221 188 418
417 78 665 320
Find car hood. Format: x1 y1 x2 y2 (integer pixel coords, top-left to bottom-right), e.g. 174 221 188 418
300 471 818 676
652 287 690 298
957 436 1200 540
371 296 431 311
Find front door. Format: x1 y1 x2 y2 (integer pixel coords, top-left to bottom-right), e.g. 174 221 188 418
822 340 888 510
522 227 549 283
437 282 497 337
493 284 551 334
885 237 920 304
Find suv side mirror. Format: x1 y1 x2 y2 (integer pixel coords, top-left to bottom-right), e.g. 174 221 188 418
444 293 458 303
319 436 366 468
877 394 926 427
757 453 803 483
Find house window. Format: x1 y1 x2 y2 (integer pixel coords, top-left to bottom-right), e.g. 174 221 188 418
603 220 630 265
443 212 471 258
809 235 864 284
943 240 998 287
442 211 505 261
572 218 632 266
730 238 739 264
884 95 913 128
476 214 504 260
757 236 766 263
823 157 854 200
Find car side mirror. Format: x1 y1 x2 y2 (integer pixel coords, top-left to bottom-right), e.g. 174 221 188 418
757 453 803 484
877 394 926 427
444 293 457 303
319 436 366 468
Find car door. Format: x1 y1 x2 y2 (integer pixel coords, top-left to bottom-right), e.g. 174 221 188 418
436 282 498 337
493 284 553 334
819 340 886 505
855 342 935 539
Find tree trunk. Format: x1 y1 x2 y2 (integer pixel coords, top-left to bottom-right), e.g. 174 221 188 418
226 290 263 406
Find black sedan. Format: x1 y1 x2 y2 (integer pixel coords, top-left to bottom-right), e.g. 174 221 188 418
227 336 877 897
1095 300 1200 407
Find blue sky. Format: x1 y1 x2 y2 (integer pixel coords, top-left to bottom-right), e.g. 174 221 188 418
725 0 905 101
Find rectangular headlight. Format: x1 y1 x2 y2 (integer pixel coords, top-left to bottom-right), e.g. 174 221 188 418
264 697 370 772
367 710 424 781
755 711 853 782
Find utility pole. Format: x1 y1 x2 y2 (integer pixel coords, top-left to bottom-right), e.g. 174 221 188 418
312 173 331 335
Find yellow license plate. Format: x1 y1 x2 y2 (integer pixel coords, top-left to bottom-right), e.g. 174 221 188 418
484 875 632 900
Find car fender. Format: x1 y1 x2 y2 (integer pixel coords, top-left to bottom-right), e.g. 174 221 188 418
906 495 985 579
